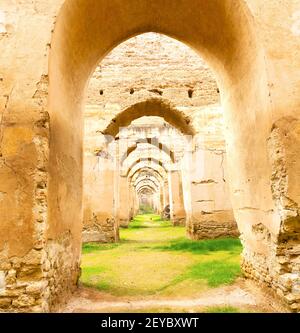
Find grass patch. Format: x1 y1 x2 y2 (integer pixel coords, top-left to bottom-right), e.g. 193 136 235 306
82 280 111 291
128 214 172 229
131 214 162 222
156 237 242 255
82 243 120 254
81 266 105 280
80 266 111 291
157 258 241 292
185 259 241 287
80 214 242 298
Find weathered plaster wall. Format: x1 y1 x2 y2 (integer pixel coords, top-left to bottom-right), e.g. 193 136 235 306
87 33 219 110
83 156 118 243
1 0 300 312
169 170 186 226
188 142 239 239
117 176 133 227
0 0 68 312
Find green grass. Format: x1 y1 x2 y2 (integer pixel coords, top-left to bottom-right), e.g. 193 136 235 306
82 243 120 254
80 213 242 298
155 237 242 255
185 259 241 287
127 214 171 229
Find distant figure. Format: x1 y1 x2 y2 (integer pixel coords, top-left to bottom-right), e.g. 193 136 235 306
163 205 170 219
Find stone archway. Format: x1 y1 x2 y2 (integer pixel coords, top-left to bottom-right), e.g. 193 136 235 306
103 98 195 137
5 0 300 312
120 138 176 165
125 158 169 178
129 164 170 218
46 0 273 311
133 176 163 188
48 0 286 312
130 167 166 184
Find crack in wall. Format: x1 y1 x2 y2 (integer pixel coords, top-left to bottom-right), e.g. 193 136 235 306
0 87 14 152
192 179 217 185
220 151 226 182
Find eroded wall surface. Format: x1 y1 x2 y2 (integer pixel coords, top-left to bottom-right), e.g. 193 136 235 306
188 121 239 239
83 157 118 243
1 0 300 312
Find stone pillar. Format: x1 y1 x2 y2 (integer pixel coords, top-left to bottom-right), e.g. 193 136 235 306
168 172 174 220
118 176 132 227
154 189 162 214
128 186 135 221
113 141 121 229
135 191 140 215
187 147 238 240
132 188 139 216
180 148 193 224
83 154 119 243
169 170 186 226
162 180 171 220
160 186 164 217
163 180 170 208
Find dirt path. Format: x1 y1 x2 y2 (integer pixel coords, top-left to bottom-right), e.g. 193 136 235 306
61 279 288 313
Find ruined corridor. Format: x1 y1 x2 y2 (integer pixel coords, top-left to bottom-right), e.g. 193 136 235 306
1 0 300 314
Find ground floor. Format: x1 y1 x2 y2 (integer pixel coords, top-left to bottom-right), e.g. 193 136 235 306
62 214 287 313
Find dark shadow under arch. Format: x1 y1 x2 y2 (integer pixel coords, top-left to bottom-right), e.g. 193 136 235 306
130 167 164 183
125 157 169 177
134 177 160 190
131 170 164 188
128 165 167 181
137 185 157 195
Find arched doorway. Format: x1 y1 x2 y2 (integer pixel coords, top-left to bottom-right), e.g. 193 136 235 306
46 0 272 311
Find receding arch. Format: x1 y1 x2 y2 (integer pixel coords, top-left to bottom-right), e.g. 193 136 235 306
135 179 160 192
137 185 157 195
49 1 270 245
125 157 169 177
139 187 154 194
120 138 176 164
138 185 155 192
103 98 195 137
134 177 160 190
128 164 167 181
122 145 174 172
131 168 164 181
131 169 164 186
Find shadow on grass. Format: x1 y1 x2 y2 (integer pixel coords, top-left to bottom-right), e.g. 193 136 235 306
81 257 242 296
133 214 162 222
157 257 242 293
155 237 242 255
127 216 173 229
80 266 111 291
82 243 120 254
127 222 172 229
